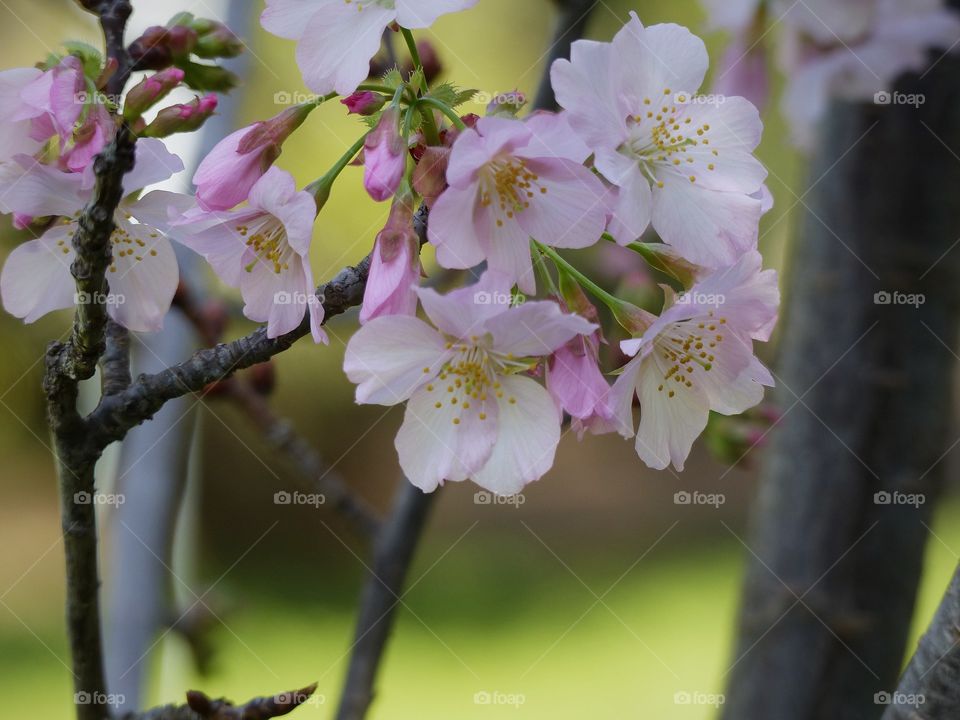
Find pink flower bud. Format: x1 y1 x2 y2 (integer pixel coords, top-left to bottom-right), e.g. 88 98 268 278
123 68 185 120
359 197 421 324
142 93 218 138
363 107 406 202
341 91 386 116
194 103 313 211
411 146 450 209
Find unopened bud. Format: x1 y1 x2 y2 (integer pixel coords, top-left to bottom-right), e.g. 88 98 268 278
128 25 198 70
142 94 218 138
178 61 239 93
341 91 387 116
123 67 185 120
192 21 245 59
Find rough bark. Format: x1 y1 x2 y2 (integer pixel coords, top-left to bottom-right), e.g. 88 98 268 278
722 54 960 720
882 563 960 720
334 484 436 720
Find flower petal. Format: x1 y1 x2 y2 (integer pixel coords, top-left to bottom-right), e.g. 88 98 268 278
472 375 561 495
344 315 452 405
0 224 75 323
485 300 595 357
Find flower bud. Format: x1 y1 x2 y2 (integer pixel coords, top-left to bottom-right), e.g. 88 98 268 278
341 91 386 116
123 67 185 121
193 21 245 59
360 195 421 323
142 93 218 138
128 25 198 71
178 61 239 93
194 103 314 210
363 107 406 202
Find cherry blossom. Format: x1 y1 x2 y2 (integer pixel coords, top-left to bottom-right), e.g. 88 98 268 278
344 272 596 494
551 12 767 268
167 166 327 343
261 0 478 96
0 139 184 332
608 251 779 471
363 106 407 202
193 104 313 211
428 113 607 293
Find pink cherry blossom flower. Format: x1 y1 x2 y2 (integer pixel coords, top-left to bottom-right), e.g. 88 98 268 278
261 0 478 95
608 251 779 471
364 107 406 202
360 196 421 323
193 103 313 211
344 272 596 494
168 167 326 343
428 113 607 293
0 139 185 332
551 13 767 268
341 91 385 116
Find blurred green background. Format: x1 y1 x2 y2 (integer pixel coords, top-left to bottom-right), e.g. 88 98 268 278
0 1 957 718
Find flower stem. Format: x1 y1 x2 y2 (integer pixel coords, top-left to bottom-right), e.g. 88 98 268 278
534 242 620 309
399 27 442 145
416 97 467 130
305 133 370 209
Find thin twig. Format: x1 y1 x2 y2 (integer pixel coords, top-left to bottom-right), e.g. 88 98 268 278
124 683 319 720
334 484 436 720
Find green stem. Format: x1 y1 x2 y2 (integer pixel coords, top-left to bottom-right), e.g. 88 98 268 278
535 242 621 309
416 98 467 130
309 92 339 106
356 82 396 95
305 133 370 208
399 27 441 145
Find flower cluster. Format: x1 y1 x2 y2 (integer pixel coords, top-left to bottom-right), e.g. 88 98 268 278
0 7 780 492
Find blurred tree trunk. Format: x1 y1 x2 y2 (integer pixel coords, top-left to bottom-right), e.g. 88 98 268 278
722 55 960 720
103 2 249 710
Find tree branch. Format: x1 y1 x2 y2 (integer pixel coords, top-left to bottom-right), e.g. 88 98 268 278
124 683 318 720
88 253 372 447
882 562 960 719
334 483 436 720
